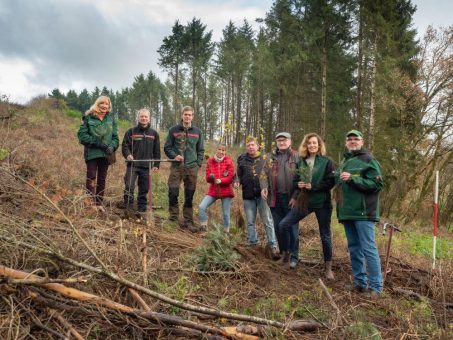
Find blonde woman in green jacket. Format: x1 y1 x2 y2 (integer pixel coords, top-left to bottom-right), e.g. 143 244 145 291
77 96 119 209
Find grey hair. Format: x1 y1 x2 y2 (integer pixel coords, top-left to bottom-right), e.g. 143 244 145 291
136 108 150 123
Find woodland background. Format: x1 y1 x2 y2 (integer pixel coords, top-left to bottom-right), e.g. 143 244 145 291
42 0 452 228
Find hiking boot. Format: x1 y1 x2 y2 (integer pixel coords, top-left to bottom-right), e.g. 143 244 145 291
325 261 334 280
289 259 298 269
116 201 128 209
364 290 381 300
346 284 368 293
278 251 290 265
271 247 281 261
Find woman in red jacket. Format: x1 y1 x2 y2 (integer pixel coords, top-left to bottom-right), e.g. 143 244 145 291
198 143 235 232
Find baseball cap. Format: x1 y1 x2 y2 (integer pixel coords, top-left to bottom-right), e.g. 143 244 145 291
275 132 291 139
346 129 363 138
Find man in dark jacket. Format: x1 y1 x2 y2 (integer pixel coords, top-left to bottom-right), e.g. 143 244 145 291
234 137 278 256
260 132 299 265
121 108 160 214
164 106 204 230
336 129 384 297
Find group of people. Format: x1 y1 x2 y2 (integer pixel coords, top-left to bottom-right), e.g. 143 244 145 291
78 96 384 297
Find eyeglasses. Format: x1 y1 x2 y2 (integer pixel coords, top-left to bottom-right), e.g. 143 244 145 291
346 137 362 141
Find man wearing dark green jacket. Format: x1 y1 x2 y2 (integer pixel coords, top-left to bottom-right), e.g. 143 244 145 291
164 106 204 230
336 129 384 297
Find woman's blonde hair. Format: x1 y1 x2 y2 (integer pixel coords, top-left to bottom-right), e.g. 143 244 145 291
299 133 326 158
87 96 112 117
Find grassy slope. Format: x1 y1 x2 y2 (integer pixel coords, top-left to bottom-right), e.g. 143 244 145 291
0 98 451 339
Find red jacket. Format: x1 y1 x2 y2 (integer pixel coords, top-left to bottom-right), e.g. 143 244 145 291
205 156 235 198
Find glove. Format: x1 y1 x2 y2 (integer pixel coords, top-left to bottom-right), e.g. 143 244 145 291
209 174 215 181
105 145 114 155
97 143 114 155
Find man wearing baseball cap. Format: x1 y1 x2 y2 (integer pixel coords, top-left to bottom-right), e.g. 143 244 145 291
260 132 300 266
336 129 384 297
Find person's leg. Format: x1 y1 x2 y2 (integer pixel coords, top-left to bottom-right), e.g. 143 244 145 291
243 199 258 245
123 166 137 208
220 197 232 231
257 198 277 248
343 221 367 289
136 168 149 212
168 167 181 221
314 207 334 278
198 195 216 225
314 207 333 262
95 158 109 205
183 166 198 227
85 159 97 200
280 208 305 264
270 193 287 252
354 220 383 293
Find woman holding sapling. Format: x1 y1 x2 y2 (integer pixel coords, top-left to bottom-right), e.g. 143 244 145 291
278 133 335 279
198 143 235 233
77 95 119 211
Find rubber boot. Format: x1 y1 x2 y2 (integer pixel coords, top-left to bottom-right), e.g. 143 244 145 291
325 261 334 280
183 207 197 232
169 205 179 222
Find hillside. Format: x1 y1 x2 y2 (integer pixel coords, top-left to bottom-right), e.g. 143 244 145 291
0 98 452 339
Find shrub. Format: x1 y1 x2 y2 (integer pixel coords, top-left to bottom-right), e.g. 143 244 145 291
192 224 241 271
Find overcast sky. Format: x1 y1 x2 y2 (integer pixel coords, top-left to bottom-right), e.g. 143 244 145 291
0 0 451 104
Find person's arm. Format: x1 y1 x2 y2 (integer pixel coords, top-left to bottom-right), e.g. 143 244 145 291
153 131 161 169
77 118 98 146
220 158 235 185
164 128 177 159
348 159 384 193
311 158 335 192
110 117 119 150
121 129 132 159
205 159 214 183
196 130 205 167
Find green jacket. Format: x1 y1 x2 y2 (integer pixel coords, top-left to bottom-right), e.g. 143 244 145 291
77 113 119 161
164 122 204 168
335 148 384 222
292 155 335 209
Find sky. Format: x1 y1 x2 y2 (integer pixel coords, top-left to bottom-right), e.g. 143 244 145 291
0 0 451 104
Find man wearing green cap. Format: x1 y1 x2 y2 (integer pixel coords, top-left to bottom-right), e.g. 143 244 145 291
336 130 384 297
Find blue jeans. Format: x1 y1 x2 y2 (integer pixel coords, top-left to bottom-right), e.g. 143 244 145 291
243 197 277 247
280 206 333 262
343 220 382 293
199 195 232 228
271 193 299 261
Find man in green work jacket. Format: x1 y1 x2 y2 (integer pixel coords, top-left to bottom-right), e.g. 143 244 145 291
164 106 204 231
336 129 384 297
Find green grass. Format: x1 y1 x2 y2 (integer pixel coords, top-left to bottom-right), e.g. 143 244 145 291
393 231 453 260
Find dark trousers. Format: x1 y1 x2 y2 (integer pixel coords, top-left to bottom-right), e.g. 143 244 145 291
86 158 109 205
124 166 149 212
271 193 299 261
168 166 199 222
279 206 333 262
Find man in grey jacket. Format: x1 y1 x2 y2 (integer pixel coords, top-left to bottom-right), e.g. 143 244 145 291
261 132 300 267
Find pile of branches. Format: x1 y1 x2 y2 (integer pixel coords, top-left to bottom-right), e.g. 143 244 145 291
0 164 324 339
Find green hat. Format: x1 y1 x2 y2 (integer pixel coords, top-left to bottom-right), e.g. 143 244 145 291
346 129 363 138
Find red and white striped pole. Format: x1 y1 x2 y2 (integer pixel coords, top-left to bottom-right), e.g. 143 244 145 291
432 170 439 270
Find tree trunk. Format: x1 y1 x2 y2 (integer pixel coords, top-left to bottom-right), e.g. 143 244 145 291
320 40 327 139
356 1 363 129
368 36 377 152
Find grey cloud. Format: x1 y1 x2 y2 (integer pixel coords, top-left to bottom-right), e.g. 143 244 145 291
0 0 165 92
